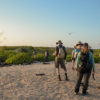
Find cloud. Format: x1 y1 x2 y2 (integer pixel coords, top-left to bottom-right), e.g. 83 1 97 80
0 36 6 43
0 30 4 35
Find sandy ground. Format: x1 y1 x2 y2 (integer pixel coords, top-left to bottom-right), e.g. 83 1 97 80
0 62 100 100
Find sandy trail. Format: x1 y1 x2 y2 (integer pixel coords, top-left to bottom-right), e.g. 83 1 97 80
0 62 100 100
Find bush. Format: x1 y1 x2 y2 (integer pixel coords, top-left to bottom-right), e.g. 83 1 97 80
35 54 45 62
0 51 16 62
94 56 100 63
49 55 55 61
0 46 99 65
5 53 33 65
0 52 8 62
66 55 71 62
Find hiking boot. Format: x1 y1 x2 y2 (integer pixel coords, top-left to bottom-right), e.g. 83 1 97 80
58 75 61 81
65 73 69 81
82 91 88 96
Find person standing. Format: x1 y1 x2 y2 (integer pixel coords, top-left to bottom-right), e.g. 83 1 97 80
45 50 49 62
72 45 76 70
53 40 69 81
74 41 83 59
72 41 83 70
74 43 95 95
33 51 37 61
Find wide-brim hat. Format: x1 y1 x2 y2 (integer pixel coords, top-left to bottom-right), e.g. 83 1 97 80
76 41 83 46
83 43 88 47
56 40 63 44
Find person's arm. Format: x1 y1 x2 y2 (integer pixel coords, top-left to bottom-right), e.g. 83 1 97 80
56 47 59 56
75 53 80 69
74 52 78 59
53 46 59 56
90 53 95 72
72 50 74 58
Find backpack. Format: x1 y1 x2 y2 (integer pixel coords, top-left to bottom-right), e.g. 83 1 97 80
58 46 65 59
79 52 92 73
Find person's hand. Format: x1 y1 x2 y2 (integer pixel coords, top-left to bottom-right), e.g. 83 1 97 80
76 68 78 71
92 71 95 75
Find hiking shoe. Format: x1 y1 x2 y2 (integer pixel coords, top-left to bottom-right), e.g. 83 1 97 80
65 73 69 81
66 77 69 81
82 92 88 96
58 75 61 81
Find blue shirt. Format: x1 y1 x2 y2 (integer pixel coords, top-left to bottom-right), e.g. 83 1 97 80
74 49 81 54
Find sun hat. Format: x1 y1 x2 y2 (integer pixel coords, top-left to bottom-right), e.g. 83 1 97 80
56 40 63 44
76 41 83 46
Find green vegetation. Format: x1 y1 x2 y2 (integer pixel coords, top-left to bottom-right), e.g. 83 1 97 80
0 46 34 65
0 46 99 65
5 52 33 65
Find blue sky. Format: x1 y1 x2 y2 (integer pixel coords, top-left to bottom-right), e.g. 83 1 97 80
0 0 100 48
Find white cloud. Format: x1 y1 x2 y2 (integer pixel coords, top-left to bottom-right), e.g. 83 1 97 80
0 30 3 35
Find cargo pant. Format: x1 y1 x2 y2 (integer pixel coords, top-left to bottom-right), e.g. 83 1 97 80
75 72 91 93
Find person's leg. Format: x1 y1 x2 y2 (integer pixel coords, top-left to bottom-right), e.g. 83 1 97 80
45 56 48 62
45 56 49 62
55 58 61 81
56 68 61 81
82 73 91 94
61 59 69 81
72 60 75 70
77 71 84 86
75 72 83 94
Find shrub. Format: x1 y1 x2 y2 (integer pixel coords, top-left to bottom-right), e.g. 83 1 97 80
0 51 16 62
5 53 33 65
49 55 55 61
35 54 45 62
66 55 72 62
94 56 100 63
0 52 8 62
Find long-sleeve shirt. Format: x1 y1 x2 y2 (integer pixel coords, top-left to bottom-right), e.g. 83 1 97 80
75 52 95 72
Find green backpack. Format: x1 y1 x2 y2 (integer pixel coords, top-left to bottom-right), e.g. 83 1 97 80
58 47 65 59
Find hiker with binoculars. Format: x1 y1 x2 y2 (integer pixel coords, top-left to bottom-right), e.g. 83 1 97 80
74 43 95 95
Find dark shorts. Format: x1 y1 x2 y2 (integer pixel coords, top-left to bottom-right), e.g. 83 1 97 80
55 57 66 70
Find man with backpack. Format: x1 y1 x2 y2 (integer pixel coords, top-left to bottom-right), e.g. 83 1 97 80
53 40 69 81
74 43 95 95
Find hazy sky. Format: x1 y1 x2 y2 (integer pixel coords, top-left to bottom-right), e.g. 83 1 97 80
0 0 100 48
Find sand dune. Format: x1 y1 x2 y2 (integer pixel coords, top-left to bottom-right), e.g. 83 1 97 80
0 62 100 100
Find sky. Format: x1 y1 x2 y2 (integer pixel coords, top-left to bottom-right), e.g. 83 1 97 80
0 0 100 49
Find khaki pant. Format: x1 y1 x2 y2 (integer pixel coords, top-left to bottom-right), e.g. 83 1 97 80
55 57 66 70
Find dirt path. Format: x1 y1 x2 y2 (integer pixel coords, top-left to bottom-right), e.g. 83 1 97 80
0 62 100 100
